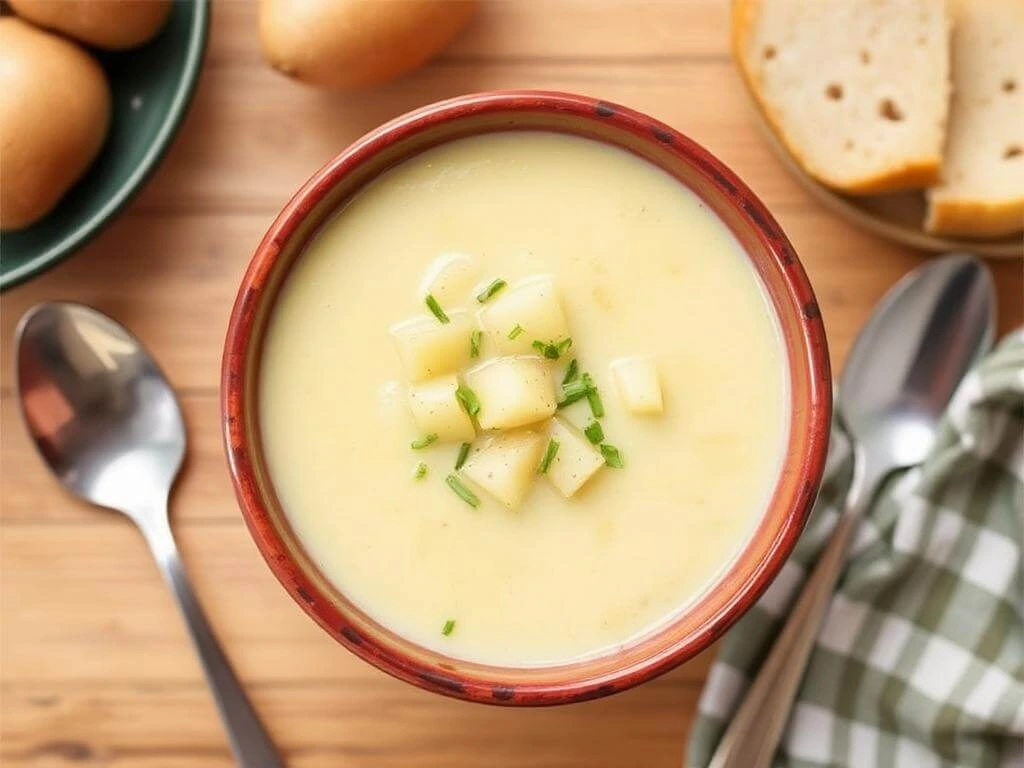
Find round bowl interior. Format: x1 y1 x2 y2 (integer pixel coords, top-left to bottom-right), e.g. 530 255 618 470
0 1 209 291
223 91 832 706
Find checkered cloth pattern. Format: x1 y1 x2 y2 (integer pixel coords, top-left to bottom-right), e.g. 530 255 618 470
688 331 1024 768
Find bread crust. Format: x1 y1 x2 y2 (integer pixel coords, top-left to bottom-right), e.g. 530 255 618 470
925 197 1024 238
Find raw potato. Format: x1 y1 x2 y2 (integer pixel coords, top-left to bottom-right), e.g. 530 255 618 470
390 312 474 382
477 276 570 355
259 0 478 90
0 18 111 231
610 356 663 415
545 418 605 498
732 0 950 193
926 0 1024 237
9 0 171 50
465 356 556 430
419 252 480 304
461 430 545 509
407 375 476 443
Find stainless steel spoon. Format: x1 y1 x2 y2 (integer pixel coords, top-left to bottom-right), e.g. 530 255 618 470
15 302 282 768
709 254 995 768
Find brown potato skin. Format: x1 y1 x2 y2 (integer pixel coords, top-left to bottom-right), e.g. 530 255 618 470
0 18 112 230
259 0 478 90
8 0 172 50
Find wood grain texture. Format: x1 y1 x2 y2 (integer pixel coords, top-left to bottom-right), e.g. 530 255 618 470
0 1 1021 766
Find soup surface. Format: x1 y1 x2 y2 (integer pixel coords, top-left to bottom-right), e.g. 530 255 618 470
260 132 788 666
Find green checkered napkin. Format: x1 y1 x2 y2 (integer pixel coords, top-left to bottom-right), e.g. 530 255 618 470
688 331 1024 768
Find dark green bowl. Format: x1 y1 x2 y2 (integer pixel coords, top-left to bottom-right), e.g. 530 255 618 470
0 1 209 290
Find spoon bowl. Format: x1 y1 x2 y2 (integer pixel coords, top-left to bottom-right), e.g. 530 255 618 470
840 253 995 475
15 302 185 519
14 301 281 768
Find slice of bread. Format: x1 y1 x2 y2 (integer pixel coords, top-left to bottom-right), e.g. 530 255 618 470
926 0 1024 237
732 0 951 194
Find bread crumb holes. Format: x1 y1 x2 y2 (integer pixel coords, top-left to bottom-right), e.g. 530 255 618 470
878 98 904 121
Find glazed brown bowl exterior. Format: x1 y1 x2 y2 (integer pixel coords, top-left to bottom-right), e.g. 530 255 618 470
222 90 832 706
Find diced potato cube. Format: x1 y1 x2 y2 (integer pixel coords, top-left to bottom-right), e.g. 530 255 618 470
545 418 605 497
610 356 663 415
418 252 480 304
461 430 545 509
465 356 556 430
390 311 473 382
407 375 476 442
477 276 570 355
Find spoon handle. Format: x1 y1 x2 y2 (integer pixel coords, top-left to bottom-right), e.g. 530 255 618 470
140 513 284 768
707 453 884 768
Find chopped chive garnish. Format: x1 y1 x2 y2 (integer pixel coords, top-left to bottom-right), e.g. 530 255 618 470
476 279 507 303
446 474 480 507
532 337 573 360
413 462 428 479
562 359 579 384
584 421 604 444
557 377 591 408
600 443 624 468
583 373 605 418
508 324 524 340
425 294 449 323
442 619 456 636
455 442 471 470
455 384 481 416
538 439 560 474
411 433 438 449
470 329 482 358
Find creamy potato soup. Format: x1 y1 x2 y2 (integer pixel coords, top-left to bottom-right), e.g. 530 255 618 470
260 132 788 666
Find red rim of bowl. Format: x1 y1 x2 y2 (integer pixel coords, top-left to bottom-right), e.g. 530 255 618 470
222 90 832 706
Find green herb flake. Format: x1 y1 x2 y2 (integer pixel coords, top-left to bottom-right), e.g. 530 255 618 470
600 443 624 468
508 324 525 340
455 384 481 416
442 619 456 636
557 377 591 409
411 433 439 449
445 474 480 507
532 336 573 361
562 359 579 384
413 462 429 480
455 442 471 470
538 439 560 474
470 329 482 358
424 294 450 324
584 421 604 444
582 373 605 418
476 279 507 303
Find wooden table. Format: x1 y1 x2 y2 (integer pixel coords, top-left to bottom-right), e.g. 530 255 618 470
2 3 1020 766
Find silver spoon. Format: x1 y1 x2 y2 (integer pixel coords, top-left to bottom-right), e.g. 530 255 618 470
709 253 995 768
15 302 283 768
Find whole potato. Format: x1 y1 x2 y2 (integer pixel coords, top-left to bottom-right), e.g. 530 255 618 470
8 0 172 50
0 18 111 231
259 0 478 90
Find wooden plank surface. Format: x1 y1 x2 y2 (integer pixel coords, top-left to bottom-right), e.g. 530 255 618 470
1 2 1020 767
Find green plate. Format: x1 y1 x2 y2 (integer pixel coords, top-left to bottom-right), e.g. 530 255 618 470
0 1 209 290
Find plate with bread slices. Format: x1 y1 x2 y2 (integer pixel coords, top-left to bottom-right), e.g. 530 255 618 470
732 0 1022 257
